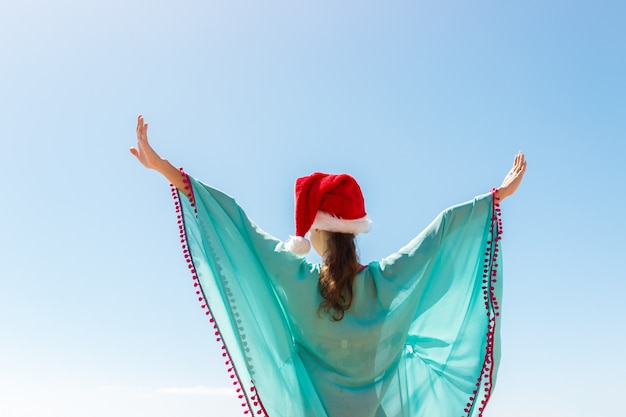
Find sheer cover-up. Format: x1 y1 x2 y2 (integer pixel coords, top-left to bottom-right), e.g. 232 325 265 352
172 174 503 417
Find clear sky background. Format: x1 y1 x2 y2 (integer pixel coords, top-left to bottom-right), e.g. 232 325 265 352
1 1 624 416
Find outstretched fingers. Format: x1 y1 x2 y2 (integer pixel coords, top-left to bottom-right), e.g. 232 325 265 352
136 114 149 142
516 151 527 174
130 114 163 170
497 151 527 201
136 115 142 139
132 115 145 159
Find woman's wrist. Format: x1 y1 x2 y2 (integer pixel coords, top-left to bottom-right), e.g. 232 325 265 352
494 187 509 202
152 157 174 173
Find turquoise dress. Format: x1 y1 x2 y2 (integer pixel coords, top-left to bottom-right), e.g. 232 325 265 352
173 174 503 417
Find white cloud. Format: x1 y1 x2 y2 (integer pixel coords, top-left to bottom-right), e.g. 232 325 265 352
157 386 235 396
97 384 234 397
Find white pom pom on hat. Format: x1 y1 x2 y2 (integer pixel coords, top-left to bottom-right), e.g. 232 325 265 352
285 172 371 255
285 235 312 255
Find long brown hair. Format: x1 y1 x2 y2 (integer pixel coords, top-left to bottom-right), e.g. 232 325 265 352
318 232 360 321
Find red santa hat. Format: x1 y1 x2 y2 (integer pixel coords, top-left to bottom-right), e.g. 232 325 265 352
285 172 371 255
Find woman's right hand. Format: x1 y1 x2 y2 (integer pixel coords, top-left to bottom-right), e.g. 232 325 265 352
130 115 189 194
130 115 163 170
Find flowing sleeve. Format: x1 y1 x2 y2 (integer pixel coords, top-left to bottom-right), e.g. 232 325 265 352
173 174 328 417
373 191 503 417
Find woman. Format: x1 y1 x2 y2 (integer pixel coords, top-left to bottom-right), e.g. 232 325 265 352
131 115 526 417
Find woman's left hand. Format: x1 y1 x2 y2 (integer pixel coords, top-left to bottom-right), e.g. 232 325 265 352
496 151 527 201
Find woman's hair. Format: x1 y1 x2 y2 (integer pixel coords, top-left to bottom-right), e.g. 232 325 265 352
318 232 359 321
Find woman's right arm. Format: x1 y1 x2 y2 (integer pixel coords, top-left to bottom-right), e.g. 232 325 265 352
129 115 191 198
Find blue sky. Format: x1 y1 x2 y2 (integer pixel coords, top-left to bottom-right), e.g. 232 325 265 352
1 1 624 416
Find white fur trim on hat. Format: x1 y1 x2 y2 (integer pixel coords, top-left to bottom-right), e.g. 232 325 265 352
285 235 311 255
311 211 371 235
